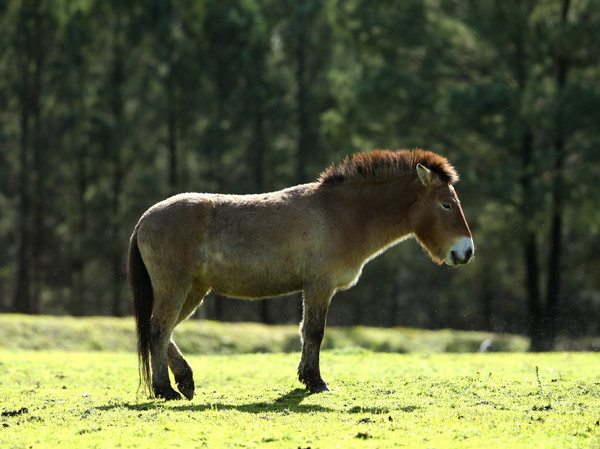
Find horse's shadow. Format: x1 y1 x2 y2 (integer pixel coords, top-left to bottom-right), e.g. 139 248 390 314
175 387 332 414
103 388 334 414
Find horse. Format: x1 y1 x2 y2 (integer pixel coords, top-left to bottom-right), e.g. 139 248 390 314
127 149 474 400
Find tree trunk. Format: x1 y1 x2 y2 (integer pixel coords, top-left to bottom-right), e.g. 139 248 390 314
30 13 45 314
519 129 545 351
13 2 44 314
480 270 493 331
543 0 571 350
110 20 124 317
526 233 544 350
14 90 33 314
70 61 89 316
294 0 309 184
167 70 178 193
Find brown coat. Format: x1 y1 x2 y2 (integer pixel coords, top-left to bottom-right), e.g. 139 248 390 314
128 149 474 399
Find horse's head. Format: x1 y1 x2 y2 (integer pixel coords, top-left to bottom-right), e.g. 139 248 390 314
409 163 474 266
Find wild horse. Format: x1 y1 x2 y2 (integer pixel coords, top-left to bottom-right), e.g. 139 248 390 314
128 149 474 400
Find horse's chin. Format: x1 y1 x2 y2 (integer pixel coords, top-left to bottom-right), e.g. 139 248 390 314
424 250 445 265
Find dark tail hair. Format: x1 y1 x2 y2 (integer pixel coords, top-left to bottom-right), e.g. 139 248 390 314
128 229 153 397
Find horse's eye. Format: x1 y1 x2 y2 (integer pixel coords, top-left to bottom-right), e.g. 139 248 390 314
441 202 453 210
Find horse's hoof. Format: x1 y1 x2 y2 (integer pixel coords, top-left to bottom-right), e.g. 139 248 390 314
154 387 182 401
175 372 195 400
163 392 183 401
309 382 331 394
178 385 195 401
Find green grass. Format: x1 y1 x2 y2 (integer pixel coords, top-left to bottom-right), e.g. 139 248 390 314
0 314 530 353
1 350 600 448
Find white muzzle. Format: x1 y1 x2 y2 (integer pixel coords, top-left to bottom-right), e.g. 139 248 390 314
445 237 474 266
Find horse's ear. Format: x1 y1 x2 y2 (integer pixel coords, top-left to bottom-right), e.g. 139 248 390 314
417 163 437 187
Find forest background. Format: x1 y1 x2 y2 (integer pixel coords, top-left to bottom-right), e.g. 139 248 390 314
1 0 599 351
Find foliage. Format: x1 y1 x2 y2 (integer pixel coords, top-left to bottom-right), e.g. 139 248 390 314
1 350 600 448
1 0 600 347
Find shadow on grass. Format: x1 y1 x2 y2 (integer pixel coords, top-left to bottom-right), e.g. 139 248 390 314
99 388 335 414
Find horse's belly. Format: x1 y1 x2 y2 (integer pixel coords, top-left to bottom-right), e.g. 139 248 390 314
202 254 305 299
208 272 304 299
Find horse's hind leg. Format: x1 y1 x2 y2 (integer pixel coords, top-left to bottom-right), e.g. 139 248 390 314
298 279 335 393
150 287 187 400
167 289 208 400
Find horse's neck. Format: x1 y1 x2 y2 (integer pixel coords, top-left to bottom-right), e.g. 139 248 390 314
332 177 419 257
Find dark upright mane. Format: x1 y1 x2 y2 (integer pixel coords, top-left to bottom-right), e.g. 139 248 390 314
318 149 459 185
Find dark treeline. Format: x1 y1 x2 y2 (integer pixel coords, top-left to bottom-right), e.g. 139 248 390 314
1 0 600 350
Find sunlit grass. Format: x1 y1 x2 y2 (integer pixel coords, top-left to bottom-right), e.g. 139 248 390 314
0 314 529 354
1 350 599 448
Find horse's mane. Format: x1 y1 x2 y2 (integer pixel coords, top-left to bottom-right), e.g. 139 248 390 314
318 149 459 185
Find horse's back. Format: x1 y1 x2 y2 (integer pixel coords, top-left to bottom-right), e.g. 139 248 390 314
204 185 329 297
135 186 336 299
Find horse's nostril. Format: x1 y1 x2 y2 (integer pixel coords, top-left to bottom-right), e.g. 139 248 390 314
450 250 457 264
465 248 473 261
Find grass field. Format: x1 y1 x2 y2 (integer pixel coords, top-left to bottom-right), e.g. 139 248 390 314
0 314 531 354
1 349 600 448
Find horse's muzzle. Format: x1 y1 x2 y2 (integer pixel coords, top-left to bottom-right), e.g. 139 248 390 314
446 237 474 266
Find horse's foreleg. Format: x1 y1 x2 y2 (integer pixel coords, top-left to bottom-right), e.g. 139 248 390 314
298 280 334 393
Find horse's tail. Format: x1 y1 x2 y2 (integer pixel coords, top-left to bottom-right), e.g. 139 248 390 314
127 228 153 397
